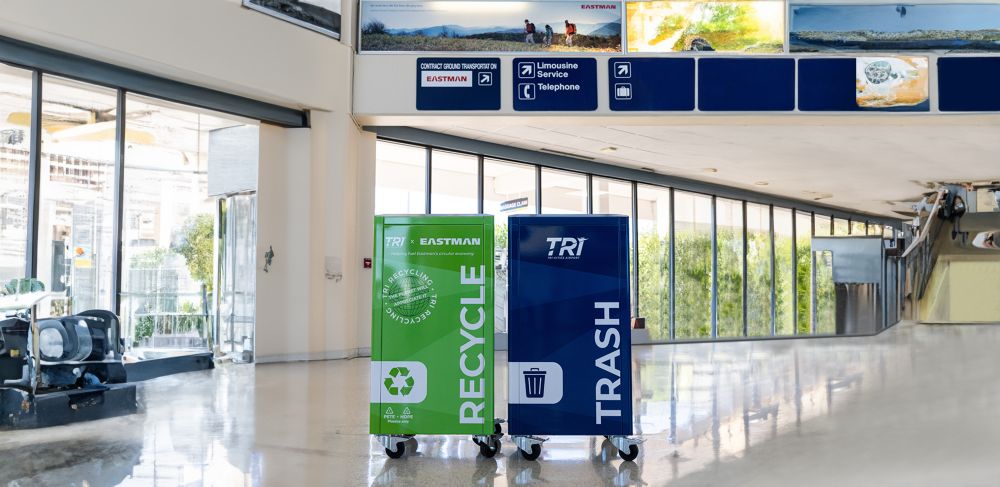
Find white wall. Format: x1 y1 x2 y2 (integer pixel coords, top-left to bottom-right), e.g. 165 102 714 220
0 0 352 111
0 0 378 362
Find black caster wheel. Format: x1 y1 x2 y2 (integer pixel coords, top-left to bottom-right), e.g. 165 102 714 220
519 444 542 461
618 444 639 462
479 438 501 458
385 441 406 459
495 423 504 436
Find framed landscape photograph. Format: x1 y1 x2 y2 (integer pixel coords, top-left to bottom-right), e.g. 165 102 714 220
359 0 622 53
243 0 342 39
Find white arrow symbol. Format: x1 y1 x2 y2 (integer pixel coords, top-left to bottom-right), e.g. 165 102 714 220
521 64 533 76
618 64 629 76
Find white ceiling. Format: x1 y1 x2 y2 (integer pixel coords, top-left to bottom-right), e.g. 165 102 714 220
416 116 1000 218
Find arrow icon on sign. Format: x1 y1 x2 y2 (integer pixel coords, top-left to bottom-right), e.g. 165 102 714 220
519 62 535 78
615 62 631 78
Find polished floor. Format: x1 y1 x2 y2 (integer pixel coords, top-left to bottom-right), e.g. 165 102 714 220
3 322 1000 486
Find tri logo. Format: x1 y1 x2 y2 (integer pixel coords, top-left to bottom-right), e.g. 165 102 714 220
546 237 588 259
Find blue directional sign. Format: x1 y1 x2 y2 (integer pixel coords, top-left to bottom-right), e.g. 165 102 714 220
608 58 695 111
513 58 597 111
417 58 500 111
507 215 633 436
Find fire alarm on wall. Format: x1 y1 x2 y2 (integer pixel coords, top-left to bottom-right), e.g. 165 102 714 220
363 258 372 269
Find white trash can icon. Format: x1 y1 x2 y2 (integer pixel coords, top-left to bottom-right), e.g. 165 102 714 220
523 368 547 398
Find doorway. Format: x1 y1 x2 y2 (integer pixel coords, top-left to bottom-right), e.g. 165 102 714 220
215 193 257 363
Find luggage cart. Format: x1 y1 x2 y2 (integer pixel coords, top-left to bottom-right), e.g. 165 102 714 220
371 215 502 458
506 215 642 462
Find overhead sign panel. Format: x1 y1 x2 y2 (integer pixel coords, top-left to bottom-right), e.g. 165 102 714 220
607 57 695 111
417 58 501 110
698 58 795 111
513 58 598 111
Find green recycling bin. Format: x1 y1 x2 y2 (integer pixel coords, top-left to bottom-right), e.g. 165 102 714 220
370 215 500 458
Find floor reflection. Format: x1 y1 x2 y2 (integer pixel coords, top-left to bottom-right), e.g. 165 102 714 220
5 322 1000 485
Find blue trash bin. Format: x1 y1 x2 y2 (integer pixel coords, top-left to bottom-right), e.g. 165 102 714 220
507 215 633 437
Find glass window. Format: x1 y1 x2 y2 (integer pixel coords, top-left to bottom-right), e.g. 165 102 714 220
375 141 426 214
673 191 712 339
484 158 536 334
850 219 867 236
593 177 634 315
541 168 586 214
0 64 32 284
430 149 477 214
592 177 632 217
121 94 258 353
815 215 832 237
833 217 850 236
746 203 772 336
716 198 743 338
37 76 116 315
813 216 835 333
636 185 670 340
773 207 794 335
795 211 812 334
868 223 883 237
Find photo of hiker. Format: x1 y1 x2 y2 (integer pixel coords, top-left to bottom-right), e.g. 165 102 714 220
359 0 622 52
564 20 577 46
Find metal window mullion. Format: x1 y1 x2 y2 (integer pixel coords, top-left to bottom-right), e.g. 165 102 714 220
742 200 748 337
477 155 484 214
424 147 432 214
25 70 42 278
811 212 818 334
631 181 639 319
769 205 776 336
791 209 798 335
535 165 542 214
710 195 718 338
668 188 676 341
586 173 594 214
111 89 126 315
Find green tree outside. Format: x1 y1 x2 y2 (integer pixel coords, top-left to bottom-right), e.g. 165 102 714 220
175 214 215 293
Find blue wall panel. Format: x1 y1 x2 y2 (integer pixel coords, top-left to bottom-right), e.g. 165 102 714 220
798 58 859 111
698 58 795 111
939 57 1000 112
607 58 695 111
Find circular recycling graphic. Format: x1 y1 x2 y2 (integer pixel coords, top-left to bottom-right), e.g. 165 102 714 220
383 269 437 325
384 366 415 396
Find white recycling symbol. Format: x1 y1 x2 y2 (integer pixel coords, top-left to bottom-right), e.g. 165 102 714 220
385 407 394 415
403 407 411 415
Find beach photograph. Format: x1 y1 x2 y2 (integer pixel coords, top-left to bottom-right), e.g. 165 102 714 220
360 0 623 52
791 3 1000 52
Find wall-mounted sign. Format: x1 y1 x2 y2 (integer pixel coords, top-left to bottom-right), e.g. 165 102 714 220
856 56 929 111
500 197 530 212
243 0 341 39
790 3 1000 53
360 0 622 53
416 58 501 110
513 58 597 111
607 57 695 111
626 1 784 53
798 56 930 112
